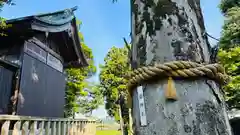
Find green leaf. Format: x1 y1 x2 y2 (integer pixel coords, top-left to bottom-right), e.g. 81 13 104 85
64 19 101 117
98 45 130 123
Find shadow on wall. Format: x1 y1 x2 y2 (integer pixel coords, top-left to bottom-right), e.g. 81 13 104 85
231 120 239 135
228 109 240 135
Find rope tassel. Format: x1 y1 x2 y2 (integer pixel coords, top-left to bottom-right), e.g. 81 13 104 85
165 77 177 100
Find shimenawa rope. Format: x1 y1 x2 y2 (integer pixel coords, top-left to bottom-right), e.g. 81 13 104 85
126 61 229 107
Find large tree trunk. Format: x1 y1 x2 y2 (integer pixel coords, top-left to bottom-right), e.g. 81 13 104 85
130 0 233 135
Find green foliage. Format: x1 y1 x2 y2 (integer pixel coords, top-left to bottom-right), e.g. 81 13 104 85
0 0 10 10
220 0 240 14
218 47 240 108
0 18 8 36
220 7 240 49
98 46 130 123
218 1 240 109
0 0 14 36
64 20 97 117
77 83 103 116
0 17 8 28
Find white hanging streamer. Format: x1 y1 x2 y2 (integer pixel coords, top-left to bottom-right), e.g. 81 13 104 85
137 86 147 126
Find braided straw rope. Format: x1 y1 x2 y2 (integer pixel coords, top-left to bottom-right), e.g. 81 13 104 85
126 61 229 107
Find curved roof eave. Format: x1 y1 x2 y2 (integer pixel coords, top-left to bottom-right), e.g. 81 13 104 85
71 17 88 67
4 6 88 68
29 6 77 32
6 6 78 24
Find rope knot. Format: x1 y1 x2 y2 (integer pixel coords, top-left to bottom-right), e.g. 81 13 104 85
126 61 229 108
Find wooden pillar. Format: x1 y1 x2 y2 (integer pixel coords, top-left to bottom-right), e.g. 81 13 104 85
11 70 21 115
131 0 232 134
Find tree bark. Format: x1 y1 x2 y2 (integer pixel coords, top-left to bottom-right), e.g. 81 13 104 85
131 0 233 135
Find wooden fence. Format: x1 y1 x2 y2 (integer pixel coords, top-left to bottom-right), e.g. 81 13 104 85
0 115 96 135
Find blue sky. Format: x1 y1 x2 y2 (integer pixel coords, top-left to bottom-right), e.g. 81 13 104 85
1 0 224 118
